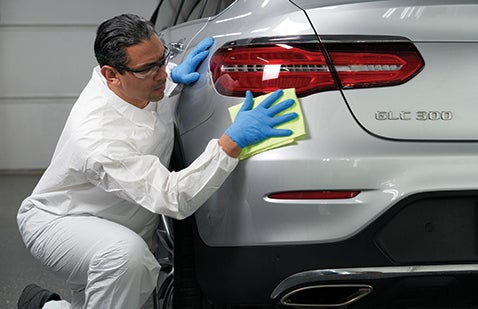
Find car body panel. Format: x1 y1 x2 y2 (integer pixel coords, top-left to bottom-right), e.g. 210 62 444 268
160 18 213 132
295 0 478 42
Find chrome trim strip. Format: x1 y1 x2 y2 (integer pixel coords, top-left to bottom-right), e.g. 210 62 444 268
271 264 478 300
280 284 372 307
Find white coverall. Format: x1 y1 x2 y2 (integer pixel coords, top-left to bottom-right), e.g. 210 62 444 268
17 66 239 308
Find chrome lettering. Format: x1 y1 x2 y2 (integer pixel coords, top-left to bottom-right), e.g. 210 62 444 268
376 111 453 121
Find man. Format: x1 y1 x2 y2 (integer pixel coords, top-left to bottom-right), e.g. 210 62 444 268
17 14 297 309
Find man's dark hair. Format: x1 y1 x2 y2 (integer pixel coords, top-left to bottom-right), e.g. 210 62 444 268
94 14 157 73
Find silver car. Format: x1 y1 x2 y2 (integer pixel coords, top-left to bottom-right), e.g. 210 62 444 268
153 1 478 308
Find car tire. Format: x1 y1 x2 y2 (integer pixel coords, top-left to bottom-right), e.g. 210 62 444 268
174 218 220 309
156 217 227 309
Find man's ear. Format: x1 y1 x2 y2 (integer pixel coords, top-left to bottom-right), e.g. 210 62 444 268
100 65 121 86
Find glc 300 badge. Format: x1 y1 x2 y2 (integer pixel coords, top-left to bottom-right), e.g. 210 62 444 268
375 111 453 121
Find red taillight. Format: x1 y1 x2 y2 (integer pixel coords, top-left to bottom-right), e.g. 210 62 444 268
211 44 337 97
210 41 424 97
267 191 360 200
329 45 424 89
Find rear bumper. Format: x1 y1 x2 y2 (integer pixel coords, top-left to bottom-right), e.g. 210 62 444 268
194 190 478 306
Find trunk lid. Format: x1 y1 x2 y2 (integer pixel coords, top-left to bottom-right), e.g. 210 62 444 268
294 0 478 140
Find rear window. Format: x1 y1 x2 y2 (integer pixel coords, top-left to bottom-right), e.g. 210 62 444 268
153 0 236 31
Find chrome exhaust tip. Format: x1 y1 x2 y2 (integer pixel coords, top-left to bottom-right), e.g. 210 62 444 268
279 284 372 307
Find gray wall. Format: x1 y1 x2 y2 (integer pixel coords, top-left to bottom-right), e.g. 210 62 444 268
0 0 158 170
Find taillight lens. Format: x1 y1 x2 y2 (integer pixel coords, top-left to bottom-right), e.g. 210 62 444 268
329 42 424 89
211 44 337 97
210 41 424 97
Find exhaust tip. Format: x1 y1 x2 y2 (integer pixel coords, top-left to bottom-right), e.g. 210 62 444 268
280 284 372 307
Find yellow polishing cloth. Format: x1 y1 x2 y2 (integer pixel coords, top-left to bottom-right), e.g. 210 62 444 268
228 88 307 160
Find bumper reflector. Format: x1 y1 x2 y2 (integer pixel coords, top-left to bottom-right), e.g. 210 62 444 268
267 191 360 200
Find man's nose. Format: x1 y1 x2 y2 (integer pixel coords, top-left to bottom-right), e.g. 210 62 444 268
155 66 168 81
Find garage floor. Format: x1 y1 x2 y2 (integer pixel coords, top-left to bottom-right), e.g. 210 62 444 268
0 173 154 309
0 172 68 308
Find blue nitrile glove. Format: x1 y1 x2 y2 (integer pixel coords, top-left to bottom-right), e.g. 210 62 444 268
171 36 214 85
225 90 298 148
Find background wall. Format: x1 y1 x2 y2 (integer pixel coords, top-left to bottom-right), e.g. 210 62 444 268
0 0 158 170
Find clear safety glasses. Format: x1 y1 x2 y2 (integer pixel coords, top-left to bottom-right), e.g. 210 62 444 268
121 45 171 79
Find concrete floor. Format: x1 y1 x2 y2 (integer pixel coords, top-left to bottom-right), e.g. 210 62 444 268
0 173 69 308
0 172 157 309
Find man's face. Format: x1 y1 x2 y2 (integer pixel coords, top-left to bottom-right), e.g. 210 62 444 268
115 35 168 107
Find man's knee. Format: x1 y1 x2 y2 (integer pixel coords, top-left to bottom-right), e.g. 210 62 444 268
83 235 160 306
90 235 159 281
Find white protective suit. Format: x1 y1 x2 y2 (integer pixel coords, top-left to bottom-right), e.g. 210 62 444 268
17 66 238 308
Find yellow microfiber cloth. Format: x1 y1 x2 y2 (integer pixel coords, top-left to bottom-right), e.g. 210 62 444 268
228 88 307 160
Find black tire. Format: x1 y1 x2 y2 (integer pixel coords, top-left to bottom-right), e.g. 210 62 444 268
156 217 224 309
173 218 208 309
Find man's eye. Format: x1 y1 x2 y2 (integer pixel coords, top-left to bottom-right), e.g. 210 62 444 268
138 65 155 72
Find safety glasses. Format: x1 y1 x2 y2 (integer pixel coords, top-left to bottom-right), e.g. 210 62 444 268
121 45 171 79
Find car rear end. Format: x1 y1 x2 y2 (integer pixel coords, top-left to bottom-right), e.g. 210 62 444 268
160 0 478 307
